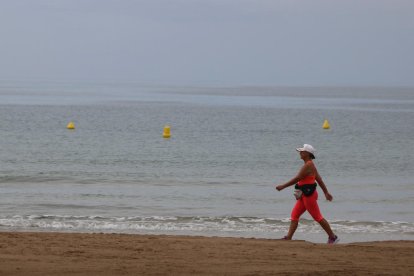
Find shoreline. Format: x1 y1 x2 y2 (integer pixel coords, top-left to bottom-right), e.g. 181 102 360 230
0 232 413 275
1 227 413 244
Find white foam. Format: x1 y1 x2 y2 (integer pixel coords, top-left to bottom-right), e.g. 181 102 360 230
0 215 413 238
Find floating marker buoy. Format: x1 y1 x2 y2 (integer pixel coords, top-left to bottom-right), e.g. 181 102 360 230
162 125 171 138
322 119 330 130
67 121 75 130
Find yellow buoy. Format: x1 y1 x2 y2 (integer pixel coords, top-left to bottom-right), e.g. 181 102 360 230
162 125 171 138
67 121 75 130
322 119 330 130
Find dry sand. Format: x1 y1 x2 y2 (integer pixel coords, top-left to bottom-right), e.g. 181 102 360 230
0 232 413 275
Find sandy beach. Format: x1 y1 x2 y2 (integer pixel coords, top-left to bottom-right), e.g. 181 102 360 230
0 232 412 275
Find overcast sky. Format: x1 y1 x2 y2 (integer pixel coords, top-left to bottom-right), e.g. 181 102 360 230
0 0 413 87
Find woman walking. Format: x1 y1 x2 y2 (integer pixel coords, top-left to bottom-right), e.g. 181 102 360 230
276 144 339 244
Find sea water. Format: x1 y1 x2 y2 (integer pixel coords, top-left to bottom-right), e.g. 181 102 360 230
0 81 413 243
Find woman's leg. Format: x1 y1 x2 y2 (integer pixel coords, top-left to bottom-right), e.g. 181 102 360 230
318 218 335 239
287 199 306 239
303 191 335 238
286 220 299 239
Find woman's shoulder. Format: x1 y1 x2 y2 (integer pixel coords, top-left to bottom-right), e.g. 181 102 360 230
305 160 317 170
305 160 315 166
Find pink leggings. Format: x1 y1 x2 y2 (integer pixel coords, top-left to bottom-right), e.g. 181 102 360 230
291 190 324 222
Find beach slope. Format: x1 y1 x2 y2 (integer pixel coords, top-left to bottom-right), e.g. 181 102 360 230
0 232 413 275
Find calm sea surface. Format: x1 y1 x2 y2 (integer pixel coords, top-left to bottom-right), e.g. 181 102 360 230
0 81 413 243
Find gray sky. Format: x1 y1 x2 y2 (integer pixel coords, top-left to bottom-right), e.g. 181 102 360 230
0 0 413 86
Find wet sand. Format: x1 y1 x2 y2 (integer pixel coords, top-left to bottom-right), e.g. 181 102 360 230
0 232 413 275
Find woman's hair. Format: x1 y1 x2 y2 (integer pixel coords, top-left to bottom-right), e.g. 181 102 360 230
310 153 315 159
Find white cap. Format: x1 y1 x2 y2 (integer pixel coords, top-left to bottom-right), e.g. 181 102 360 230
296 144 316 158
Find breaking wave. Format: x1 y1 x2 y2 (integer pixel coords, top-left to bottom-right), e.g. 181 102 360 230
0 215 413 237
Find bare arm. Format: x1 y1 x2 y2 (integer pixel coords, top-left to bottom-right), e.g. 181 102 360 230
315 170 333 201
276 163 309 191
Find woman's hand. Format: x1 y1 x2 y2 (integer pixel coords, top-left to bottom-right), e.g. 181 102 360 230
325 192 333 201
276 184 285 191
